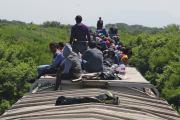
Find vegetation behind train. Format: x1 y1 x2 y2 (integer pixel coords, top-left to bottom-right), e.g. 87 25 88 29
0 20 179 114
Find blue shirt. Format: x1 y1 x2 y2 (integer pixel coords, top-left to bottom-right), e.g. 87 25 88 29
51 50 64 68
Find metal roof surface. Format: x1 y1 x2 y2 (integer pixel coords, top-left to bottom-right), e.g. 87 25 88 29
1 88 179 120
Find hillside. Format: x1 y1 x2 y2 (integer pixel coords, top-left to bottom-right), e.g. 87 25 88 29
0 20 180 114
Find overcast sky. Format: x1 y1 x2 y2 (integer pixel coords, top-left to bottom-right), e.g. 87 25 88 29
0 0 180 27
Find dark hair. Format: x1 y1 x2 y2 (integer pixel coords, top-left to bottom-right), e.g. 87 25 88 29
88 41 96 48
58 42 64 48
75 15 82 23
49 42 58 48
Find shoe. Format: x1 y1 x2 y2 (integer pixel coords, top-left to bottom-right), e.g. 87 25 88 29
28 78 37 83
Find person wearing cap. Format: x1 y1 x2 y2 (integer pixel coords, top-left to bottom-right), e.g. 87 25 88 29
82 41 103 73
70 15 90 54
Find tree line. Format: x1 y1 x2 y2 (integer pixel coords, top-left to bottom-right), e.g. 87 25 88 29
0 20 179 114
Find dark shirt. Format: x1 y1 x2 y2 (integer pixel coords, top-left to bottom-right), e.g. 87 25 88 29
70 23 90 44
97 20 103 30
83 48 103 72
61 52 82 79
109 27 118 36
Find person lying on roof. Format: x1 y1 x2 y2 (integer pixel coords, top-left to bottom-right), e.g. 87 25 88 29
55 44 82 90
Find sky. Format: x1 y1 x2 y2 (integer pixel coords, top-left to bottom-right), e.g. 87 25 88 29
0 0 180 27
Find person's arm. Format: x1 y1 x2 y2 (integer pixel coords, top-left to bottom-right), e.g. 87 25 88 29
70 27 74 44
51 54 64 68
62 59 72 74
86 28 91 42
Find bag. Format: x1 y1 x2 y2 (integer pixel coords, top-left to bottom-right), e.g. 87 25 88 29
55 91 120 105
99 71 116 80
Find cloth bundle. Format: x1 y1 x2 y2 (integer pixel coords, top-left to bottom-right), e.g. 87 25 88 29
55 91 120 105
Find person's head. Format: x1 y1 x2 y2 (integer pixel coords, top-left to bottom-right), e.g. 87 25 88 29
88 41 97 49
58 42 64 50
75 15 82 24
99 17 101 20
49 42 58 54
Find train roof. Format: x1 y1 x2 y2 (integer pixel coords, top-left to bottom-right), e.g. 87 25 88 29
1 67 179 120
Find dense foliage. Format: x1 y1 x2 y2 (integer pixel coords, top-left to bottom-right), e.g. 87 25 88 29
0 20 179 114
119 24 180 113
0 20 69 114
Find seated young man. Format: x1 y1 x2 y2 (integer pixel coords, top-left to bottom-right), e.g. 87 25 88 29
37 42 64 78
104 48 119 66
82 41 103 73
55 44 82 90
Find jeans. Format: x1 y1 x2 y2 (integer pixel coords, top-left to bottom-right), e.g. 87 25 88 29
37 65 56 78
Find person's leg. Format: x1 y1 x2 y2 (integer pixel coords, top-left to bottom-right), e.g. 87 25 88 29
81 60 87 70
72 43 79 54
37 65 50 78
55 68 61 90
29 65 50 83
54 67 70 90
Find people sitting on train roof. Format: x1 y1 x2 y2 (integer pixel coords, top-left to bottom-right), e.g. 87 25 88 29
109 25 118 37
96 28 108 37
104 48 120 66
119 53 128 65
70 15 90 54
97 17 103 30
55 44 82 90
37 42 64 78
29 42 64 83
82 41 103 73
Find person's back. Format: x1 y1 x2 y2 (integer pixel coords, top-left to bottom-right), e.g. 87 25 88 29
70 15 90 54
83 42 103 72
97 17 103 30
61 44 82 78
104 48 119 66
109 26 118 37
55 44 81 90
71 23 90 42
66 52 82 79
